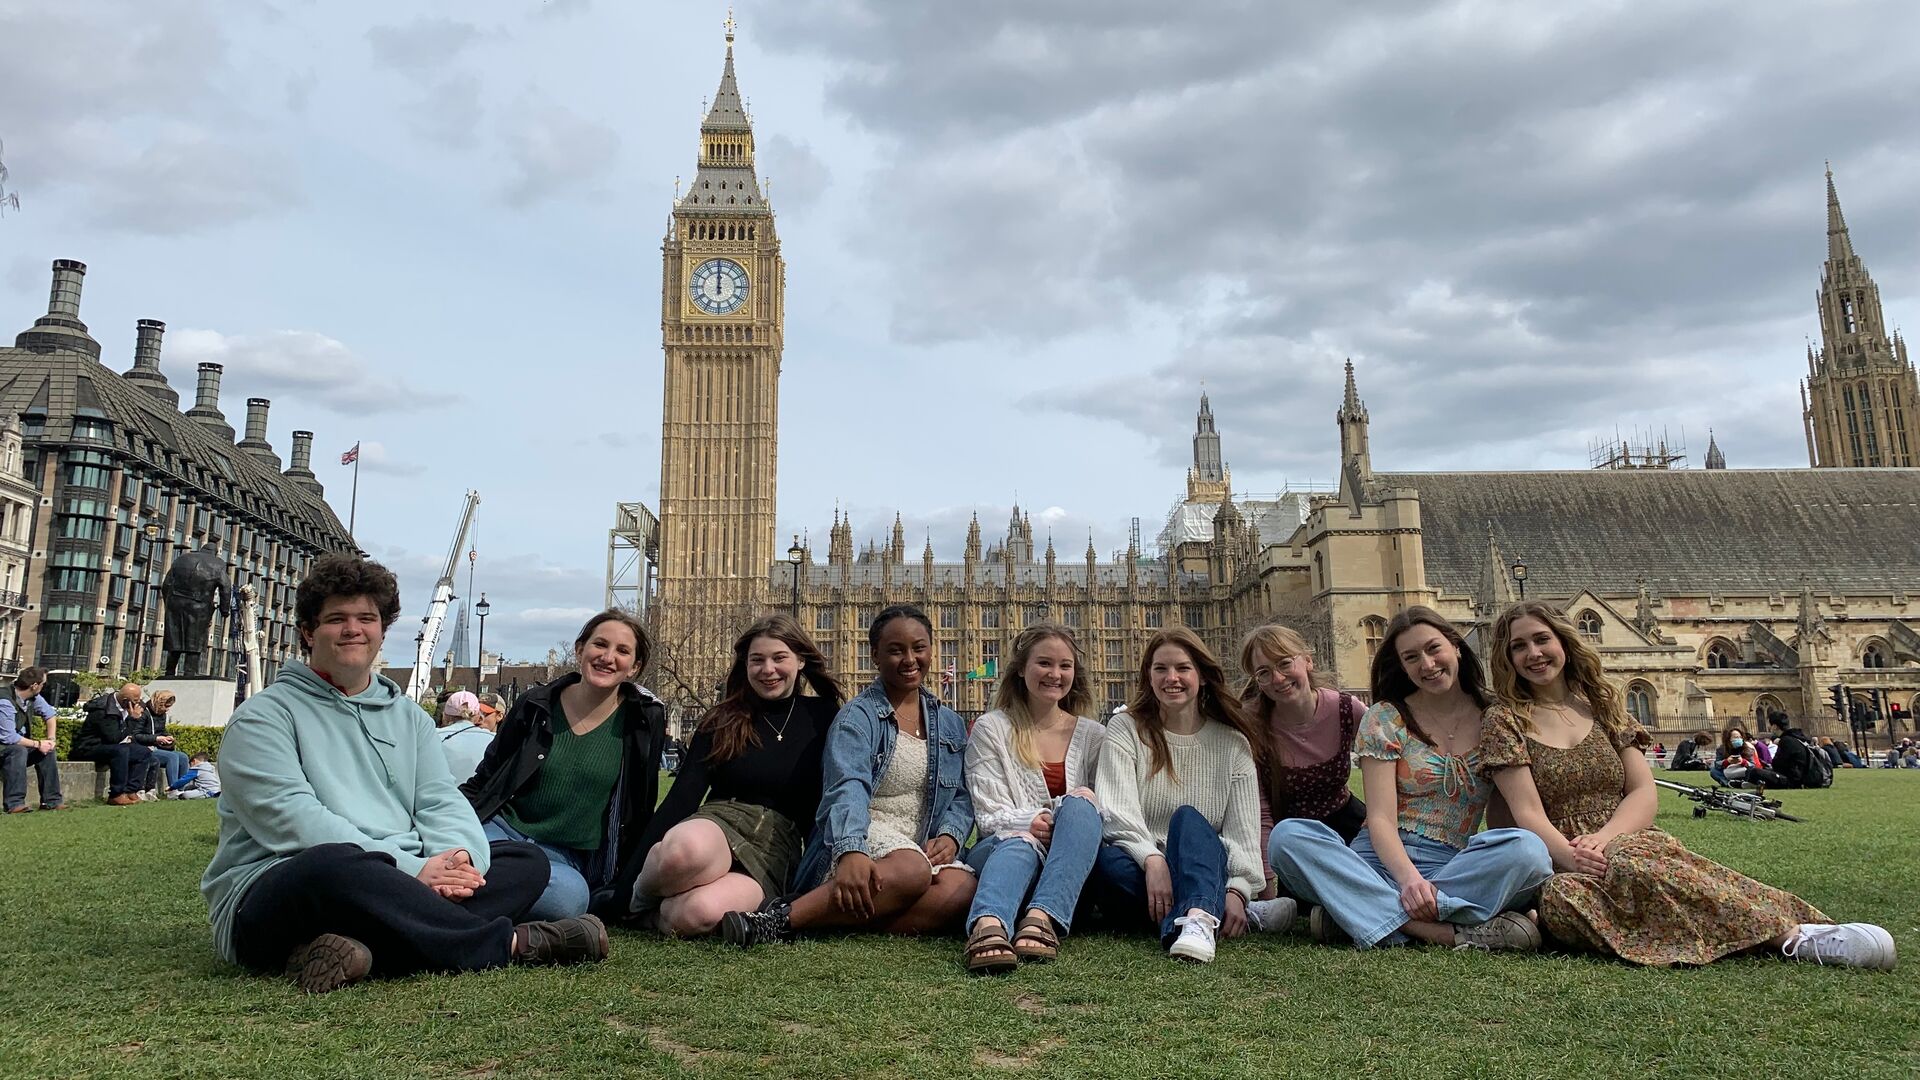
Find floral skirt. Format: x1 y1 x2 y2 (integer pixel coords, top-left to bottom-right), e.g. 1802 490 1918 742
1540 828 1825 966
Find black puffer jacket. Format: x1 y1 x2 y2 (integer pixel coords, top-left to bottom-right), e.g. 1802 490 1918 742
460 673 668 919
72 694 135 759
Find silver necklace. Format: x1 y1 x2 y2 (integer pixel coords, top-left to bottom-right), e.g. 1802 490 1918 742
764 693 800 742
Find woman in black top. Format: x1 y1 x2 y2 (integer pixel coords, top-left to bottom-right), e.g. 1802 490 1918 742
631 614 844 935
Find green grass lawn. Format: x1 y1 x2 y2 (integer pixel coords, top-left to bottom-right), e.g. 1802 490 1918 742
3 773 1917 1080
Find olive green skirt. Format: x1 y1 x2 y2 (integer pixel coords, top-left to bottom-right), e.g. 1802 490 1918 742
691 799 805 899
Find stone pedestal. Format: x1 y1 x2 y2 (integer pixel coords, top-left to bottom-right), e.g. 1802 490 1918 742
146 678 236 727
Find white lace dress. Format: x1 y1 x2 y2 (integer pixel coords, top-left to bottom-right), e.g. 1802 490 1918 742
864 730 930 860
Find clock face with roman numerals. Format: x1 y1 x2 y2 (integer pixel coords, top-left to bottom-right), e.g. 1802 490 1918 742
689 258 750 316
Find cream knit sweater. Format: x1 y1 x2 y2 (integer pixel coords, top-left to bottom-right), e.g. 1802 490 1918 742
1096 709 1264 900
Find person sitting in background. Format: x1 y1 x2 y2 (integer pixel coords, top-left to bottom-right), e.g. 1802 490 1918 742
435 691 498 784
1710 724 1780 789
1 667 66 813
73 684 156 805
1668 731 1713 771
137 690 190 794
171 752 222 799
203 554 606 994
1816 737 1863 769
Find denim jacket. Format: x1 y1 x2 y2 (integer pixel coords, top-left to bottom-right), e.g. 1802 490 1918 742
794 680 974 890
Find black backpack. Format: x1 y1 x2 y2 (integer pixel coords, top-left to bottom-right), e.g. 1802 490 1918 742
1789 731 1833 789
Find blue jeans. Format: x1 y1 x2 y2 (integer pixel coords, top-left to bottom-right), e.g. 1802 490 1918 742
967 794 1101 935
148 748 190 787
1269 819 1551 949
483 816 593 920
1085 805 1227 945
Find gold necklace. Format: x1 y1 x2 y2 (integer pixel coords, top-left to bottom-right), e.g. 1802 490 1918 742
764 693 800 742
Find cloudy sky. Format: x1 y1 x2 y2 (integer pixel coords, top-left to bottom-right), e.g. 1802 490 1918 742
2 0 1915 664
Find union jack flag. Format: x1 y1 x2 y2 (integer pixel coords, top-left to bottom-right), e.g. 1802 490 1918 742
341 443 360 465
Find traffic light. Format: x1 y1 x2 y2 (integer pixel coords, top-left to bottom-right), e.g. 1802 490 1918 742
1893 703 1909 730
1828 683 1849 715
1851 700 1876 731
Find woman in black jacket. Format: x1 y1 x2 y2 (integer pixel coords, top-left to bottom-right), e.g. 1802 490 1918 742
462 610 668 920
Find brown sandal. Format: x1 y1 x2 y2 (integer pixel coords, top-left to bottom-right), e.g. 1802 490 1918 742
965 923 1019 975
1012 913 1059 962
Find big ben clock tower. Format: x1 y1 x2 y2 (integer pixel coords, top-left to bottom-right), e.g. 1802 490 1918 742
656 17 784 704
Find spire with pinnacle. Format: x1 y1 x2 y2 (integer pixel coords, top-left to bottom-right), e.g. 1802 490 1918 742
1336 358 1373 488
682 12 767 216
1826 163 1853 264
1704 430 1726 470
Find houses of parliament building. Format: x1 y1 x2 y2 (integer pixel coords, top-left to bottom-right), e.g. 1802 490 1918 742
649 29 1920 738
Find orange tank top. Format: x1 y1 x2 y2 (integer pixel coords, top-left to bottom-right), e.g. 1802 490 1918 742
1041 760 1067 798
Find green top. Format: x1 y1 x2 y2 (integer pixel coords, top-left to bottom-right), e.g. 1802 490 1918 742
504 698 626 851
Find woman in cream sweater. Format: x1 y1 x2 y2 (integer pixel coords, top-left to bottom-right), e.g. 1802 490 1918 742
961 624 1107 974
1088 628 1266 964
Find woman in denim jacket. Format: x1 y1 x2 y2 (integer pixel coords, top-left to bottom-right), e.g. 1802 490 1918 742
724 604 976 945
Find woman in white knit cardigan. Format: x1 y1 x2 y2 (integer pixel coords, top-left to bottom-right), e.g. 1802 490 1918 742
961 624 1107 974
1087 627 1268 964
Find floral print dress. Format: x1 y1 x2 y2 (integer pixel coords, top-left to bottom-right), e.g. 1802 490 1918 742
1480 709 1824 966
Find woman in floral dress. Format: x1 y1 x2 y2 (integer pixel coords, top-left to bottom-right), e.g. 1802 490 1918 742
1482 600 1895 969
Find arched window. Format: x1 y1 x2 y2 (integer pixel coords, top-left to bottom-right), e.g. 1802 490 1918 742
1625 681 1655 726
1313 552 1325 592
1362 616 1386 659
1752 694 1785 722
1862 641 1889 668
1577 610 1603 644
1704 639 1736 669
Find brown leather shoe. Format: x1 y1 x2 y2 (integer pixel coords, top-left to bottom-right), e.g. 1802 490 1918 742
107 793 140 806
4 806 29 814
286 934 373 993
40 804 71 811
512 914 610 966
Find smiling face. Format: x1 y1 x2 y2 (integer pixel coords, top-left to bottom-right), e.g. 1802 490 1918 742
1149 644 1200 712
1504 615 1567 692
577 619 641 689
874 615 932 696
1251 647 1316 712
746 635 804 702
1020 634 1076 710
1394 623 1459 697
302 594 386 693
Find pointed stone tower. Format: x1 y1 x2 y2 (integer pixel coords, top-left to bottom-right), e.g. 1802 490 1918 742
1186 391 1230 503
1803 166 1919 467
655 15 787 705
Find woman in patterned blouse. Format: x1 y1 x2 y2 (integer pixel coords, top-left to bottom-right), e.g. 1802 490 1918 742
1482 601 1893 969
1268 607 1551 951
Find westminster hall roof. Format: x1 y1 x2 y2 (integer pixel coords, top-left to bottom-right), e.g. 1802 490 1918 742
1379 469 1920 598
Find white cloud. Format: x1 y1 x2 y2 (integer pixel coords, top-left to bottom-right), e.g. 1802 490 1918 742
356 440 426 478
164 327 457 415
497 94 621 207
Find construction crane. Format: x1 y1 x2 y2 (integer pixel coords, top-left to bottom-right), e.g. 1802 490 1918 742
407 490 480 702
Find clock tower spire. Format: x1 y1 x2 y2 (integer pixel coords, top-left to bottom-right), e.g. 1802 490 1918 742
656 17 786 712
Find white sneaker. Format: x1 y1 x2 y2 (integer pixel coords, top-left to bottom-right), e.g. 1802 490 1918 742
1245 897 1298 934
1168 910 1220 963
1781 923 1897 970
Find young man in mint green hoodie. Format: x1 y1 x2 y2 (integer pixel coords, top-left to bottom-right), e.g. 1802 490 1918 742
202 554 610 992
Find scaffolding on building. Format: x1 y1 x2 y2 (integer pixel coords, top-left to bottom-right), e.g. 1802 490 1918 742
605 501 660 614
1589 429 1688 470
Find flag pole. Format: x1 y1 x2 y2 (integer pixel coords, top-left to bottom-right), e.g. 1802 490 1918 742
347 442 361 537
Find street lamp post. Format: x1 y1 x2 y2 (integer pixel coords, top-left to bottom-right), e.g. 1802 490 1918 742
474 594 490 695
786 536 805 616
1510 559 1528 602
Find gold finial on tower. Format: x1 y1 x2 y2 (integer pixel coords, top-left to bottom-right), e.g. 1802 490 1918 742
724 8 737 45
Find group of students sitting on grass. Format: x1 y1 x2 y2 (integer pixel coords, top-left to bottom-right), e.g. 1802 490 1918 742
202 554 1897 994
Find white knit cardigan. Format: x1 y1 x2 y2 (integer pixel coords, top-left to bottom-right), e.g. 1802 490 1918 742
966 709 1108 848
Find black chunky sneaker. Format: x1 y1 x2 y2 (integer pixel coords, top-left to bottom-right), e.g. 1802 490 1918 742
721 900 793 948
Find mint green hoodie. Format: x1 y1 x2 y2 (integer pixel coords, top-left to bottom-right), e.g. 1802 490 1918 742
200 661 491 964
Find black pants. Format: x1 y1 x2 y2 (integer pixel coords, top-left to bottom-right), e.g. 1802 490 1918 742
77 743 155 796
232 841 548 977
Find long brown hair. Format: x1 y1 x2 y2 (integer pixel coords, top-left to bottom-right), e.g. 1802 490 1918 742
1719 721 1751 758
699 613 844 763
992 623 1093 768
1487 601 1627 732
1236 622 1335 726
1368 606 1491 745
1126 627 1267 779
